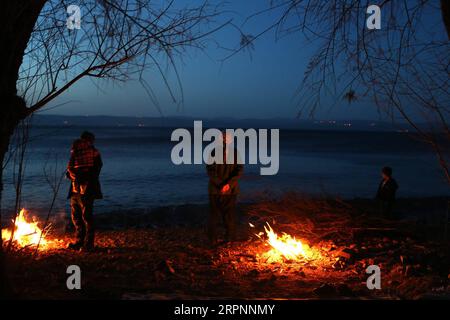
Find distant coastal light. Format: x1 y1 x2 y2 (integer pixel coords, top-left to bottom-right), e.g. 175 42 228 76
315 120 337 125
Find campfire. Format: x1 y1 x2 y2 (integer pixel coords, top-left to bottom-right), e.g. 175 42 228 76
251 222 325 264
1 209 57 250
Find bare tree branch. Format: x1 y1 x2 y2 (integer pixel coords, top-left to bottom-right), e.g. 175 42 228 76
239 0 450 184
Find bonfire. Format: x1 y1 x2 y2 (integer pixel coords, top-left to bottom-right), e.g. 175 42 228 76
1 209 57 250
251 222 326 265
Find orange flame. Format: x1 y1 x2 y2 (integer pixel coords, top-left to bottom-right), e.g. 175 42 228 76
263 223 308 261
1 209 49 249
251 222 319 263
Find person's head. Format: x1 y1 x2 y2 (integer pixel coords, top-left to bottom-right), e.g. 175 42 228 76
381 166 392 180
81 131 95 144
222 131 233 145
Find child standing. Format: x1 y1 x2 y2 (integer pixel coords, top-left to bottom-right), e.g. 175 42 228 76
376 166 399 219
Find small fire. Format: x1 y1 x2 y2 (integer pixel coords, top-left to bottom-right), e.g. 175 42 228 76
264 223 307 261
252 222 318 263
1 209 49 249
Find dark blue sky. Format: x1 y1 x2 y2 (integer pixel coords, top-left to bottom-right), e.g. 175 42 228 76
41 0 445 121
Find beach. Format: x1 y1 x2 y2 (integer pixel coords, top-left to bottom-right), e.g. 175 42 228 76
3 195 450 299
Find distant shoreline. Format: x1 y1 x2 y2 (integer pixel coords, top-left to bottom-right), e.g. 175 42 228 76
26 114 417 132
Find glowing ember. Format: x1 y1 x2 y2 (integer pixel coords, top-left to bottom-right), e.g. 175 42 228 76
2 209 50 249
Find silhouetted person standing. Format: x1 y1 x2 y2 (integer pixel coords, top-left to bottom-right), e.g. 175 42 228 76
206 132 243 246
376 166 398 219
67 131 103 251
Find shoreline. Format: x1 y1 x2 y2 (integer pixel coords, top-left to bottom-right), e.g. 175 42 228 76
2 195 449 230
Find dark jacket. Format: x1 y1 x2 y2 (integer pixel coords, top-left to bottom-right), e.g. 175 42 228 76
206 147 243 195
67 141 103 200
376 178 398 202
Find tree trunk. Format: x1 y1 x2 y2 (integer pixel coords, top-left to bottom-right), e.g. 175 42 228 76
442 0 450 40
0 110 22 298
0 0 47 299
0 133 11 298
0 144 6 298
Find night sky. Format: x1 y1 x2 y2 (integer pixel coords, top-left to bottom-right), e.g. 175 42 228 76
40 0 446 121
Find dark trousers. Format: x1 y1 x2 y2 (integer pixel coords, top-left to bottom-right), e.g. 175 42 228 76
208 194 237 243
379 200 394 219
71 194 95 246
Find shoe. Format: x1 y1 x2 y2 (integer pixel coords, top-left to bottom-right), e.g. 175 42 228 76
67 242 83 250
80 245 95 253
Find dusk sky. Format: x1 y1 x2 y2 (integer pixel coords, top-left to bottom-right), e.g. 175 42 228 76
39 0 445 121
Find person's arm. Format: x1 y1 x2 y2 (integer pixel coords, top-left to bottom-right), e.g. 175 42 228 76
206 149 225 187
207 163 224 187
375 181 382 200
223 163 243 186
93 151 103 177
67 148 76 180
222 150 243 186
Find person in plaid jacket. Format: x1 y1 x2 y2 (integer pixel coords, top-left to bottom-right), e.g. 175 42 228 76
67 131 103 251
